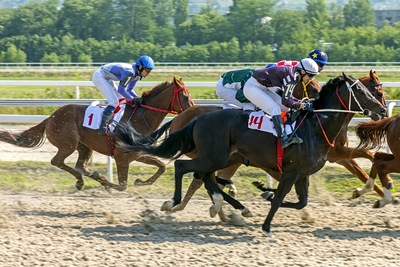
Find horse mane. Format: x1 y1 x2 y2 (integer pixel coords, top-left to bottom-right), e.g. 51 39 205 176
356 115 398 150
141 81 171 99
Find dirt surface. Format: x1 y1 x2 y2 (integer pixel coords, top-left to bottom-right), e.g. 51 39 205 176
1 124 400 266
0 189 400 267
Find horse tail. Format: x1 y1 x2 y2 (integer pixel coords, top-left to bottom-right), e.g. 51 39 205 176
117 120 173 147
356 115 396 150
118 119 197 160
0 119 48 148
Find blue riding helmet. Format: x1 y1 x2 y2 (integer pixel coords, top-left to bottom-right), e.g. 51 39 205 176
135 55 155 70
308 49 328 67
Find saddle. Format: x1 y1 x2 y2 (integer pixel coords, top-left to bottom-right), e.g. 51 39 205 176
83 102 126 133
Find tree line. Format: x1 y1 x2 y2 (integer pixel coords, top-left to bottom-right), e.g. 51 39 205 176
0 0 399 64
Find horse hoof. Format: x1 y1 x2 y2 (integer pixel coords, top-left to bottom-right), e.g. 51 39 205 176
219 213 229 222
392 198 400 205
134 178 144 186
228 188 237 198
373 200 382 209
75 183 84 191
209 206 218 218
388 182 395 190
352 189 362 199
261 191 274 201
263 230 273 238
90 171 99 179
241 208 254 217
104 186 112 193
161 200 173 212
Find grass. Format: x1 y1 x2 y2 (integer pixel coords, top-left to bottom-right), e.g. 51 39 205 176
0 160 398 202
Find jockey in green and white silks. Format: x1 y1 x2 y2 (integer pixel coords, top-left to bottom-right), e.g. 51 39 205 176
216 68 256 110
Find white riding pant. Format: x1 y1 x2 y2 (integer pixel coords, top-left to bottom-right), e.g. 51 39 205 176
92 69 123 107
215 78 256 111
243 76 289 116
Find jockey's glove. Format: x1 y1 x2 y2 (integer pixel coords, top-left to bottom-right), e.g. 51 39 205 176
301 102 314 112
130 97 142 106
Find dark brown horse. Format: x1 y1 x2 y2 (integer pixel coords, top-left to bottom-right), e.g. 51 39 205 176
355 114 400 208
161 70 389 221
118 73 387 236
0 77 194 191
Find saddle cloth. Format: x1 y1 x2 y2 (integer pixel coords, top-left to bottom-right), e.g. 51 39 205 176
83 102 126 133
248 110 295 136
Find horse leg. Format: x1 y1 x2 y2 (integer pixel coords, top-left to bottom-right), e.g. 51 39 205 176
171 177 203 212
280 176 309 209
216 162 242 197
202 172 253 219
372 153 399 208
161 159 188 211
50 148 85 190
334 159 385 198
133 155 166 185
262 171 298 237
74 142 94 176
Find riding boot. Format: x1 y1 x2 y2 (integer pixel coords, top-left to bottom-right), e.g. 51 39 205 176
272 115 303 149
98 105 115 135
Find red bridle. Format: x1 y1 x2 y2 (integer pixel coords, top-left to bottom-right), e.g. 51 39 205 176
133 84 187 115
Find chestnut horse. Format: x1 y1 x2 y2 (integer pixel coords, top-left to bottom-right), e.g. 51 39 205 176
160 70 389 221
118 73 387 236
355 114 400 208
0 77 194 191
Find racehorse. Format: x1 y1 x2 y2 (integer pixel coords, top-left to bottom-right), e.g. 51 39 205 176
118 73 387 236
128 78 321 220
355 114 400 208
0 77 194 191
145 70 388 222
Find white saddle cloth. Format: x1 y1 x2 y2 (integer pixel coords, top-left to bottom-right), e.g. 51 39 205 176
248 110 295 137
83 102 126 132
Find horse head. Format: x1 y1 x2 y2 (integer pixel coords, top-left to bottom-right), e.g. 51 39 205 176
140 77 195 114
359 70 387 115
293 78 322 101
317 73 386 121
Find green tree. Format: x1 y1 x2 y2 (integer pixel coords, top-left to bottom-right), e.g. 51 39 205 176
343 0 374 27
271 9 308 47
227 0 276 45
173 0 188 26
0 44 27 62
114 0 157 42
153 0 175 46
175 11 229 46
305 0 331 36
2 0 59 37
327 3 345 29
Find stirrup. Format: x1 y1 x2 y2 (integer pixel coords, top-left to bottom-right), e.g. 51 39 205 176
280 136 303 149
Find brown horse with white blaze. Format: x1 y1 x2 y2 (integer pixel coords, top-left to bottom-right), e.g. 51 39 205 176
0 77 194 191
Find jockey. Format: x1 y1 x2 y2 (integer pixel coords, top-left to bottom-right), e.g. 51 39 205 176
265 49 328 72
92 55 155 135
215 68 256 110
243 58 319 148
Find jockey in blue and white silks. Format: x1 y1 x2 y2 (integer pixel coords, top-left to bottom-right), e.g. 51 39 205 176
92 55 155 135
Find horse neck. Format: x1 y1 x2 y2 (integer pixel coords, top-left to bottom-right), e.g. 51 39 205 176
132 106 170 135
309 87 355 148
